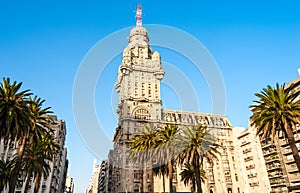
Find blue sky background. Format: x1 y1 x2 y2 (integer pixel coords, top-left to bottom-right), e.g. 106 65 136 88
1 1 300 192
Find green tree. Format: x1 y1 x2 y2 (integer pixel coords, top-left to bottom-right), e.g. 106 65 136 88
153 164 168 193
179 163 206 193
250 83 300 171
0 78 53 193
0 159 15 192
178 124 219 193
22 132 58 193
0 78 32 193
156 125 180 193
129 124 158 193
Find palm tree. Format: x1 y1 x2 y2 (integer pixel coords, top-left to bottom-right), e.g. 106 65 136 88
0 159 15 192
22 131 58 193
153 164 168 193
129 124 158 193
156 124 180 193
0 78 54 193
26 96 53 144
0 78 31 141
178 124 219 193
0 78 32 193
250 83 300 171
179 163 206 193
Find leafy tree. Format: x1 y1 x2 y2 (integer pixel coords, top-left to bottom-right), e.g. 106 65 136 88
153 164 168 193
129 124 158 193
22 132 58 193
179 163 206 193
156 125 180 193
250 83 300 171
0 159 15 192
0 78 32 193
0 78 53 193
178 124 219 193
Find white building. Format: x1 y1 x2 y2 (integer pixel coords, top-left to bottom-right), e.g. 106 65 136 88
65 177 74 193
86 159 100 193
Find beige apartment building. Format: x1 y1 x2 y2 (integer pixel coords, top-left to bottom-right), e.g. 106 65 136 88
233 127 271 193
259 76 300 193
86 159 101 193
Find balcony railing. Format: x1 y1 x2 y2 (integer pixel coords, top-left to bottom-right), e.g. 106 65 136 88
244 156 253 162
248 173 257 178
243 148 252 154
246 164 255 170
249 182 259 187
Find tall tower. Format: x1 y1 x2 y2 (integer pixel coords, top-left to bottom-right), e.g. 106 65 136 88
112 4 165 193
115 4 164 133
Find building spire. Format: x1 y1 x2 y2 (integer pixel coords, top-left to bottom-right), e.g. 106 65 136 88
136 4 142 27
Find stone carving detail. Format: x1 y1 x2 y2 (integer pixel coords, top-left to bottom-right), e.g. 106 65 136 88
162 110 231 128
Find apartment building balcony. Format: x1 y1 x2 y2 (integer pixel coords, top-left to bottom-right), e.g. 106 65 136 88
261 141 273 148
241 140 251 146
271 187 289 193
269 178 286 187
249 182 259 187
246 164 255 170
284 156 296 164
286 163 297 172
263 149 278 156
248 173 257 178
244 156 253 162
268 171 284 179
243 148 252 154
265 154 280 163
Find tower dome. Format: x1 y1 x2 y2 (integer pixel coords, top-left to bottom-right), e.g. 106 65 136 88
128 26 149 47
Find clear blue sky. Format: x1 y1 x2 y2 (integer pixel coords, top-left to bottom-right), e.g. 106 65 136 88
1 1 299 192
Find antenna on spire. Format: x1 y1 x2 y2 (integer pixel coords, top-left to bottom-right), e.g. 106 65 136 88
135 4 142 27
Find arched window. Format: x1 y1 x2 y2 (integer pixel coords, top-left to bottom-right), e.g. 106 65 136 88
134 185 139 192
134 108 151 120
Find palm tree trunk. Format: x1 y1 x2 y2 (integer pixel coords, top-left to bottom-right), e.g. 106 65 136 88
139 161 144 193
9 136 27 193
194 153 202 193
286 126 300 172
34 173 41 193
167 160 173 193
149 162 154 193
162 174 166 193
24 168 32 193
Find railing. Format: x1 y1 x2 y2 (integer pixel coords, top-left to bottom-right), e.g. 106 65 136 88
248 173 257 178
243 148 252 154
246 164 255 170
249 182 259 187
244 156 253 162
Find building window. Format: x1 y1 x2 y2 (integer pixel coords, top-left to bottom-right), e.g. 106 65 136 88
134 108 151 120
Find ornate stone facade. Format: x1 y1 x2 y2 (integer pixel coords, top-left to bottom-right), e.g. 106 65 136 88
107 5 238 193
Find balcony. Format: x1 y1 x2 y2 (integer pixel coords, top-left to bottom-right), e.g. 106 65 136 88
265 154 280 163
269 178 286 186
248 173 257 178
244 156 253 162
246 164 255 170
241 140 251 146
243 148 252 154
268 172 283 179
249 182 259 187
